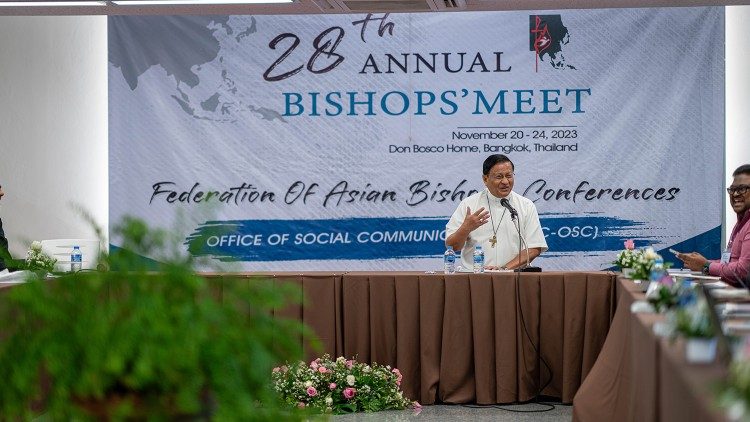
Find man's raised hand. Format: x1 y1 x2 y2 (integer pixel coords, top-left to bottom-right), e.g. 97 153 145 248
463 207 490 232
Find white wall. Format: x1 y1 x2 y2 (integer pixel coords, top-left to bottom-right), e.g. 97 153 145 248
0 16 108 257
726 6 750 243
0 9 746 257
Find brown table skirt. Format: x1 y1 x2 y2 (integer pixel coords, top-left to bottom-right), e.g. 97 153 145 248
573 277 729 422
1 272 616 407
209 271 616 405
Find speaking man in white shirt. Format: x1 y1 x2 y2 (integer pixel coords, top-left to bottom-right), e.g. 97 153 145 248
446 154 548 270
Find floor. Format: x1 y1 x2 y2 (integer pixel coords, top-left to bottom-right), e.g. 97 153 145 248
331 402 573 421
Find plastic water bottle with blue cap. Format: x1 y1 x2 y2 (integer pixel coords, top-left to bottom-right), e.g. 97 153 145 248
70 246 82 272
649 255 665 282
473 245 484 273
444 247 456 274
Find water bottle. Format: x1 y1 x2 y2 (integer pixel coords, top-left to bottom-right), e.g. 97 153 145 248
678 278 696 307
473 245 484 273
70 246 82 272
443 247 456 274
649 256 665 282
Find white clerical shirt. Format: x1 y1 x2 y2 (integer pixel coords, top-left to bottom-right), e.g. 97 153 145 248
446 189 548 269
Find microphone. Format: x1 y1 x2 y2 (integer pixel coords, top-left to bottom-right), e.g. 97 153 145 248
500 198 518 220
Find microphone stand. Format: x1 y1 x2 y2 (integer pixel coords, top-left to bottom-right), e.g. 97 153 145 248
511 208 541 273
513 215 527 270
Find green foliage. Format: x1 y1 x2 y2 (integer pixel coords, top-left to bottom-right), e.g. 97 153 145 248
0 216 311 421
717 360 750 420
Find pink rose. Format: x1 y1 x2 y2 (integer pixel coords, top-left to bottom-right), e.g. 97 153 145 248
392 368 403 382
310 361 319 370
281 365 288 372
412 401 422 415
345 360 354 369
297 402 306 409
624 239 635 250
343 387 356 399
306 386 318 397
272 367 281 373
329 382 337 390
318 366 327 374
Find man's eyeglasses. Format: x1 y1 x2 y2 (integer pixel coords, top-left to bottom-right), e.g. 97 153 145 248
488 173 514 181
727 185 750 196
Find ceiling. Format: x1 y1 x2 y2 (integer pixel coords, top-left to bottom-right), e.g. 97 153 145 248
0 0 747 15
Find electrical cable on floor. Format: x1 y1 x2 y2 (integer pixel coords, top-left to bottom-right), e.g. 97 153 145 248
460 402 555 413
515 267 554 396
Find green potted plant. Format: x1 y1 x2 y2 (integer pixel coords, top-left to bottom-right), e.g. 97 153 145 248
717 353 750 419
673 300 717 363
0 216 310 420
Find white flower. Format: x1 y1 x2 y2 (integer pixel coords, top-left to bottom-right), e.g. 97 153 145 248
30 241 42 251
643 247 658 260
336 356 346 365
325 396 333 405
304 380 313 388
346 375 355 386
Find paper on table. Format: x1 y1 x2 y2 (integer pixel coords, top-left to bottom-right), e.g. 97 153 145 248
712 289 750 300
667 268 694 274
0 270 30 283
723 320 750 332
671 273 722 281
717 303 750 313
703 281 730 290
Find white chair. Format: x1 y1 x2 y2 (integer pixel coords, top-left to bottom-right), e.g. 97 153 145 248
40 239 101 272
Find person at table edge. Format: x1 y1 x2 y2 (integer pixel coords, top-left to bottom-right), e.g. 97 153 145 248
445 154 548 270
677 164 750 287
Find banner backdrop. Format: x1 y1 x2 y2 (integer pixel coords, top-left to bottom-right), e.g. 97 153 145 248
109 8 724 271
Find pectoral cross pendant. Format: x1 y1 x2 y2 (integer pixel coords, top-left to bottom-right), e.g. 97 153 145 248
490 235 497 248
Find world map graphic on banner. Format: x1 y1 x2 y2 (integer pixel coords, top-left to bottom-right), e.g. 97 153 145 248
108 8 725 271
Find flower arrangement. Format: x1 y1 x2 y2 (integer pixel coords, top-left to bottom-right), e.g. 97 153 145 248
673 299 714 339
628 246 664 281
645 274 680 313
272 354 418 414
24 241 56 275
717 359 750 420
613 239 638 272
717 340 750 419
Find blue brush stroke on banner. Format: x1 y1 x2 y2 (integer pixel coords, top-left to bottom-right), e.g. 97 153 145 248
603 225 722 270
181 213 712 262
658 225 722 264
185 217 448 261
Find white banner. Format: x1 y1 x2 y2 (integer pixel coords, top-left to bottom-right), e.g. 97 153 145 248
109 8 725 270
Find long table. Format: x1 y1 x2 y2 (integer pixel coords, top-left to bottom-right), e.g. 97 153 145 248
209 271 617 405
0 272 616 406
572 277 729 421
